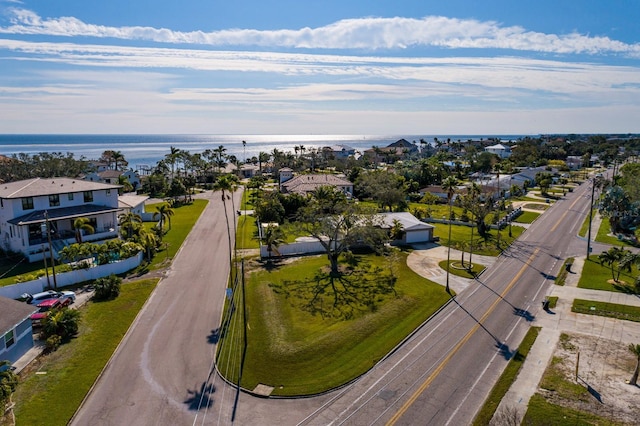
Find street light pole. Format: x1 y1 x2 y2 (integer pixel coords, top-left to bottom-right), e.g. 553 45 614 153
586 179 595 259
44 211 57 289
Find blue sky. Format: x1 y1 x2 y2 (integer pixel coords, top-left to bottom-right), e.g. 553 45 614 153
1 0 639 134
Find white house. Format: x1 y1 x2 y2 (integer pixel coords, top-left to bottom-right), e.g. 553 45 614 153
378 212 434 244
118 194 149 217
323 145 356 160
83 169 141 191
0 178 121 262
485 143 512 159
280 173 354 197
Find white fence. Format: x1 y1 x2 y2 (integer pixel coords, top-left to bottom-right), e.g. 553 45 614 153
0 252 143 300
260 238 335 258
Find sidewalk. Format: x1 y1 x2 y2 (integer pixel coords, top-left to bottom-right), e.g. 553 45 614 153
493 250 640 421
406 244 497 294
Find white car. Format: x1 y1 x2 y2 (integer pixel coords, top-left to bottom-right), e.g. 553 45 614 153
22 290 76 305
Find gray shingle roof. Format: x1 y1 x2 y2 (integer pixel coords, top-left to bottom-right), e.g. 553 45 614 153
0 296 37 334
0 178 120 199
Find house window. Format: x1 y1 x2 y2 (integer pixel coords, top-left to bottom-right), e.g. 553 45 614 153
68 193 74 201
83 191 93 202
4 329 14 348
49 194 60 207
22 197 34 210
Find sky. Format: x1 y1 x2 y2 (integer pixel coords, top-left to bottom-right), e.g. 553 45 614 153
1 0 640 135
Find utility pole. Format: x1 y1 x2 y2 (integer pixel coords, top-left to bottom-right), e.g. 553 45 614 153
44 211 57 289
586 179 595 259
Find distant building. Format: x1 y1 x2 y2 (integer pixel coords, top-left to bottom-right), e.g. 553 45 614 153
378 212 434 245
323 145 356 160
363 139 419 163
83 169 140 191
278 167 294 185
485 143 512 159
0 296 37 365
280 173 353 197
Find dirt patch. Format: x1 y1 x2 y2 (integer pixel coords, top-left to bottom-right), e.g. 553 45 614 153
539 332 640 424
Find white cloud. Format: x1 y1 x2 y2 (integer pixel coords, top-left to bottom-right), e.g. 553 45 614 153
2 8 640 57
2 38 639 101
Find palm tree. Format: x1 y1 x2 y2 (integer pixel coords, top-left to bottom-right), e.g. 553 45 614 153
213 174 240 273
389 219 405 242
137 228 159 261
598 246 627 282
112 151 127 171
629 343 640 386
73 217 94 243
442 176 459 294
258 151 270 175
153 203 175 233
213 145 227 173
262 224 285 260
118 212 143 240
165 146 182 179
117 174 133 194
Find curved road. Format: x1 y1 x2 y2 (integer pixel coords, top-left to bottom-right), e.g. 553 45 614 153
73 179 596 425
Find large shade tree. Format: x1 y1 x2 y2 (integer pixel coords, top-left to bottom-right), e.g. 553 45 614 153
297 187 386 275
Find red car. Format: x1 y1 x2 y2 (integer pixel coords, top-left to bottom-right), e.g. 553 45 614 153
30 298 70 327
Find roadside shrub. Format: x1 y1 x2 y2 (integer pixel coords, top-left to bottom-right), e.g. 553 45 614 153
45 335 62 353
41 308 81 343
93 274 122 301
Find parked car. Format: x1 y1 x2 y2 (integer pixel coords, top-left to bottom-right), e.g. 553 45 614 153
22 290 76 305
30 298 68 327
22 290 60 305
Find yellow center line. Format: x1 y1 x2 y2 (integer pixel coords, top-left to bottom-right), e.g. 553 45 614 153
386 247 540 425
549 190 584 233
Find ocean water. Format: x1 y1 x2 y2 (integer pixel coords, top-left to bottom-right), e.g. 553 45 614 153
0 134 528 170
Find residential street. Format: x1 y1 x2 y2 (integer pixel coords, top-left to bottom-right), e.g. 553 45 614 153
71 178 633 426
71 189 243 425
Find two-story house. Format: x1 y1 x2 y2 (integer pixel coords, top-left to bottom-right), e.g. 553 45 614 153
0 178 121 262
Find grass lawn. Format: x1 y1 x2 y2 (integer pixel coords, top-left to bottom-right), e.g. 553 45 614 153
523 393 621 425
142 199 207 271
438 259 485 278
513 210 540 224
433 223 524 256
577 258 639 293
554 258 574 286
572 299 640 322
236 214 260 249
472 326 540 426
579 209 595 237
13 278 159 425
217 251 451 396
593 216 640 248
0 255 46 287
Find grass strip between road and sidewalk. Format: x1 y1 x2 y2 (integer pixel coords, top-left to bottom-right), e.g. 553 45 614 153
472 326 541 426
572 299 640 323
13 278 159 426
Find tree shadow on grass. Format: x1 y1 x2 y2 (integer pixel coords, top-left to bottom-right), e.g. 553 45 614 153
611 282 640 295
268 262 398 320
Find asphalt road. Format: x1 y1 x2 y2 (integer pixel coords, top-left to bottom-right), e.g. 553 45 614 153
72 179 597 425
71 190 242 425
214 179 596 425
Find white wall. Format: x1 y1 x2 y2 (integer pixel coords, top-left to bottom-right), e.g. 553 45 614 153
0 252 143 300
